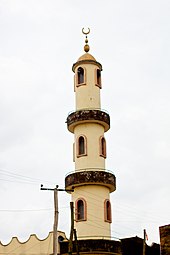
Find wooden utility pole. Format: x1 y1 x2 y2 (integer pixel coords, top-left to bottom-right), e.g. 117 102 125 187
68 202 79 255
68 202 74 255
53 188 58 255
41 184 73 255
143 229 146 255
73 228 79 255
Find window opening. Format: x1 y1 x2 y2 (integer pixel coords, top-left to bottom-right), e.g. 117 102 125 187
78 136 86 156
96 69 101 87
77 199 84 220
77 67 84 84
100 136 106 158
105 200 111 222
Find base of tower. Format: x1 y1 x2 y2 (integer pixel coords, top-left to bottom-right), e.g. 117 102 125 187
60 239 122 255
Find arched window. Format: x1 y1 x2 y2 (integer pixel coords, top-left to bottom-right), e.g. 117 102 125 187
104 199 112 223
75 198 87 221
96 69 102 88
77 67 85 85
100 136 106 158
77 135 87 157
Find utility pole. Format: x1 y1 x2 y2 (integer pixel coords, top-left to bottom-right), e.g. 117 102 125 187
40 184 73 255
68 202 74 255
53 187 58 255
68 202 79 255
143 229 146 255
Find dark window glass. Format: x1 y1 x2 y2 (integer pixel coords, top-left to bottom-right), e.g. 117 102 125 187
97 69 101 86
106 200 111 222
100 137 106 157
79 136 85 155
77 67 84 84
77 200 84 220
101 137 106 156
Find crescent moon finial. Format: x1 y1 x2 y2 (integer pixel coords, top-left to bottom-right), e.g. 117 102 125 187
82 27 90 35
82 27 90 52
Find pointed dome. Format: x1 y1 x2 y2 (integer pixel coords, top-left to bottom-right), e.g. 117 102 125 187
78 53 96 62
72 52 102 72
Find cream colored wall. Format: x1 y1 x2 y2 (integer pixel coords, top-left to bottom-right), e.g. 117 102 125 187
72 185 111 240
0 231 66 255
74 123 105 170
74 64 101 111
71 54 112 240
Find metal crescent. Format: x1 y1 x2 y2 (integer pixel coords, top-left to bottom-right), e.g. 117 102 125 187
82 27 90 35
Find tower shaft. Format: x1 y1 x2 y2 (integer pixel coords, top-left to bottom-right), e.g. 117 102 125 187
65 32 116 240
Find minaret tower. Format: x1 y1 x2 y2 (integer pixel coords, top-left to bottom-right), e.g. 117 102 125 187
65 29 116 240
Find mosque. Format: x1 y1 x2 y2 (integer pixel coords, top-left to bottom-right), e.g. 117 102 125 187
0 29 169 255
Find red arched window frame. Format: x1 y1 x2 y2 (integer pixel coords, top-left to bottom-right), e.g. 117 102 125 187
75 198 87 221
104 199 112 223
77 135 87 157
99 136 106 158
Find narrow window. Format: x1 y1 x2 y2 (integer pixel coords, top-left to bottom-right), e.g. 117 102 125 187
79 136 85 155
104 199 112 222
77 67 84 84
100 136 106 158
77 135 87 157
77 200 84 220
96 69 102 88
76 198 87 221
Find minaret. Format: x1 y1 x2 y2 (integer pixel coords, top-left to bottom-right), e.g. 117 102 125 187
65 29 116 240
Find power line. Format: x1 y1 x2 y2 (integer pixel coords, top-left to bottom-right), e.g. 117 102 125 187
0 208 53 212
0 178 40 185
0 206 69 213
0 168 55 185
73 188 169 223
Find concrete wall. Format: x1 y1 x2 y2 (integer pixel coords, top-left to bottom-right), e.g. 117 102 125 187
72 185 111 239
74 123 105 170
0 231 67 255
160 224 170 255
74 63 101 111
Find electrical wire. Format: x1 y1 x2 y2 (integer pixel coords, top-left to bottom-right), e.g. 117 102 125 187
72 188 169 223
0 208 53 212
0 168 56 185
0 205 70 213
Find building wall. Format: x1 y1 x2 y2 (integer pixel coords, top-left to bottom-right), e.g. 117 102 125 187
0 231 67 255
72 185 111 239
60 239 122 255
160 224 170 255
121 236 160 255
74 63 101 111
74 123 105 170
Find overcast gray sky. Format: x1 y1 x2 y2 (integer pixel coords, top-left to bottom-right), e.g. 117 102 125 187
0 0 169 246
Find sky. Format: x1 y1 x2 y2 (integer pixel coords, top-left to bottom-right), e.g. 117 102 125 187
0 0 170 246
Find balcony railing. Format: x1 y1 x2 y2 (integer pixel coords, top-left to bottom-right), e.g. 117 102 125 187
65 167 115 178
65 168 116 193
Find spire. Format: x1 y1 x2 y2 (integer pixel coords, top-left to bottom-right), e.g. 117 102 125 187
82 27 90 53
66 30 116 241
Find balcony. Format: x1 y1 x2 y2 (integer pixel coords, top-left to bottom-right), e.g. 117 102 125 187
60 239 122 255
66 109 110 133
65 168 116 193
